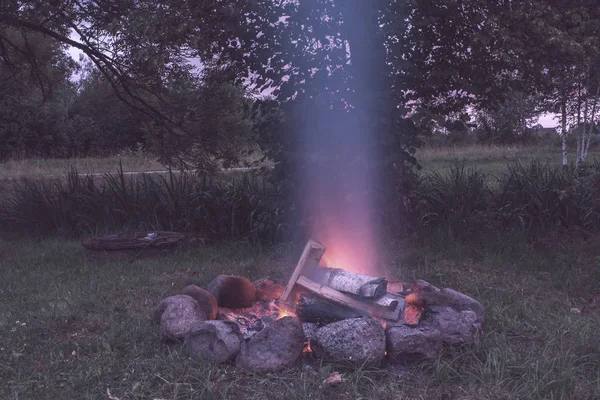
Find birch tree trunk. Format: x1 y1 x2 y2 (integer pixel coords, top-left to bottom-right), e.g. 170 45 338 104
561 97 568 166
583 84 600 161
576 85 583 169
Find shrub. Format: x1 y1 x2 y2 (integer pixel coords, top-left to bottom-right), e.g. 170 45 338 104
0 166 288 242
2 161 599 242
405 161 600 239
410 164 491 237
495 162 600 237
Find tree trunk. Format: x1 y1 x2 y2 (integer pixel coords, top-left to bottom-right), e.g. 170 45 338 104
561 97 568 166
576 84 583 168
583 82 600 161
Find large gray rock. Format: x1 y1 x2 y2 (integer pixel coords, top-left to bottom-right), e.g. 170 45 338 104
183 320 243 363
315 317 386 367
155 295 206 341
437 288 485 323
236 317 304 373
428 306 482 345
182 285 218 320
207 275 257 308
385 324 443 362
302 322 319 341
411 280 485 323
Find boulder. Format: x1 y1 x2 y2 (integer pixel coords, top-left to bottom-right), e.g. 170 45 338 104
428 306 482 345
183 320 243 363
253 279 285 301
302 322 319 341
155 295 206 341
410 280 485 323
207 275 256 308
437 288 485 323
182 285 218 320
385 324 443 362
236 317 304 373
315 317 386 367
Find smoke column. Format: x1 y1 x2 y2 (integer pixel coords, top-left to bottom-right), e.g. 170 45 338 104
294 2 388 276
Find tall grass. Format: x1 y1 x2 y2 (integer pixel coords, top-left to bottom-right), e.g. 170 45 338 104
1 161 600 241
412 164 490 236
496 162 600 236
407 161 600 239
0 165 287 242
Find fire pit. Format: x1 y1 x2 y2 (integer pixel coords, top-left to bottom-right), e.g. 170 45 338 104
154 240 484 372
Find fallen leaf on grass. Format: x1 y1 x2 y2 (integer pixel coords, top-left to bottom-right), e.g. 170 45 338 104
323 371 343 386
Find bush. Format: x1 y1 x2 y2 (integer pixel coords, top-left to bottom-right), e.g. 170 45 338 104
0 166 289 243
2 161 600 242
409 164 491 238
495 161 600 236
406 161 600 239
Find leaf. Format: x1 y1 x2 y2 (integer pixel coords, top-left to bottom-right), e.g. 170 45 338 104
323 371 344 386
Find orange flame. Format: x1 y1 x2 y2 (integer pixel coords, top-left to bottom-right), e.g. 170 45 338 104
273 303 296 320
303 341 313 353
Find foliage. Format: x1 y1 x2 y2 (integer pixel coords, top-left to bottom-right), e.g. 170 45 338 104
0 167 289 243
412 165 491 237
403 161 600 240
3 160 600 242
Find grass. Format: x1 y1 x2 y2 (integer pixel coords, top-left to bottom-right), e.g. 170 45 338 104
417 144 600 176
0 148 270 181
0 234 598 399
0 155 164 180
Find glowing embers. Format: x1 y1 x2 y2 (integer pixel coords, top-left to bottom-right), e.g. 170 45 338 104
217 300 296 339
303 341 313 353
403 293 424 326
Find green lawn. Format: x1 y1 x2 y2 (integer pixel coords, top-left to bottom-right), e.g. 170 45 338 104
417 145 600 176
0 155 164 180
1 144 598 181
0 234 598 399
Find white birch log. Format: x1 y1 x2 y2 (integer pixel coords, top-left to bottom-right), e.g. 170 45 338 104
295 276 401 320
320 267 387 298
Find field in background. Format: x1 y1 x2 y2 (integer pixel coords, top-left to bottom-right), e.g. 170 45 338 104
0 144 598 181
0 154 163 180
418 144 600 175
0 235 597 399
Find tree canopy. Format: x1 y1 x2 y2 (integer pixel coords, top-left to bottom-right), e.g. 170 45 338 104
2 0 600 164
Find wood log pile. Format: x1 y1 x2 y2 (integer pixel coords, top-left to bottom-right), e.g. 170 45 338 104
281 240 407 324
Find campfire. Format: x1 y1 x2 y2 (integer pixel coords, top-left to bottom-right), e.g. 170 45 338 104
154 239 485 373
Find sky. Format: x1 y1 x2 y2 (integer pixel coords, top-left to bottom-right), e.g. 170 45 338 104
538 113 558 128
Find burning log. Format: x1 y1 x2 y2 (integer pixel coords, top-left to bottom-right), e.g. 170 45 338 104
281 240 404 322
295 276 402 321
296 293 364 324
315 267 387 298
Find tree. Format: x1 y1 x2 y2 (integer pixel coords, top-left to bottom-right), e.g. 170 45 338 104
474 90 541 144
0 26 76 159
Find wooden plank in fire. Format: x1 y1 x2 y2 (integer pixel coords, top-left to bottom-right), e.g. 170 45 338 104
295 276 404 321
280 239 326 302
